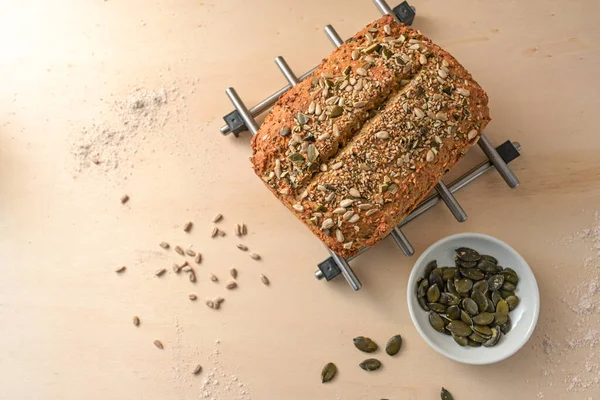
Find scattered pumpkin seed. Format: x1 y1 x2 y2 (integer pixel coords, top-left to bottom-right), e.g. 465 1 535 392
353 336 378 353
385 335 402 356
260 274 270 285
359 358 382 371
226 281 237 290
441 388 454 400
321 362 337 383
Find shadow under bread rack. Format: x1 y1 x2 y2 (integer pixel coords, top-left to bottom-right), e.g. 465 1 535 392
220 0 521 291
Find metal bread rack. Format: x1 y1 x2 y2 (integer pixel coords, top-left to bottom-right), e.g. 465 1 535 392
221 0 521 291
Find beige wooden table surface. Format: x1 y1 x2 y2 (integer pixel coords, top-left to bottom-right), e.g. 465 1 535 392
1 0 599 399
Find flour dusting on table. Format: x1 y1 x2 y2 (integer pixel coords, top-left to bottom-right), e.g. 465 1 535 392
535 211 600 396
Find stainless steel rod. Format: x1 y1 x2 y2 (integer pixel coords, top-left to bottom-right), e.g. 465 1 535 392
373 0 395 17
391 228 415 256
327 249 362 290
478 134 520 188
334 142 521 262
274 56 299 86
225 88 259 135
435 182 467 222
220 66 318 135
324 25 344 47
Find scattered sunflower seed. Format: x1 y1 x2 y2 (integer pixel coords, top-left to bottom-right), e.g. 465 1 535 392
172 263 182 273
230 268 238 279
234 224 242 236
209 273 218 282
189 294 197 301
189 271 196 283
192 364 202 375
205 299 215 309
155 268 167 277
241 223 247 236
249 253 261 260
115 266 126 273
212 213 223 223
185 249 196 257
211 227 219 238
159 242 170 249
183 221 193 232
226 281 237 290
194 253 202 264
175 246 185 256
133 316 140 326
120 194 129 204
260 274 270 286
153 340 164 349
236 244 248 251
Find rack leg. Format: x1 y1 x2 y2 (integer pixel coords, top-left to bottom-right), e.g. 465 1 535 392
327 249 362 291
478 134 520 188
225 88 259 136
435 182 467 222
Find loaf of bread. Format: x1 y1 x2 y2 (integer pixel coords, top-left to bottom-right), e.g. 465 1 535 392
251 14 490 258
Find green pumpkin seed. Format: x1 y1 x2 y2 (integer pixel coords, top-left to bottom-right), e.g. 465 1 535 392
467 339 482 347
447 279 459 296
488 274 505 291
499 317 512 334
452 334 468 346
500 290 516 299
297 112 309 125
460 310 473 326
469 332 488 344
473 280 489 294
456 259 477 268
483 327 501 347
330 106 343 118
477 260 499 273
424 260 438 279
460 268 485 281
455 247 481 262
429 312 445 333
441 387 454 400
485 298 496 313
447 320 472 337
443 267 458 282
456 278 473 294
491 290 503 307
385 335 402 356
502 270 519 284
280 126 291 137
321 362 337 383
496 299 509 315
353 336 378 353
471 290 489 313
306 144 318 163
505 295 520 311
502 282 516 292
462 298 479 316
495 312 508 326
429 303 448 313
447 305 461 320
472 312 495 325
417 278 429 297
427 284 441 303
418 296 430 311
359 358 382 371
429 271 444 290
481 255 498 264
473 325 493 338
441 292 460 306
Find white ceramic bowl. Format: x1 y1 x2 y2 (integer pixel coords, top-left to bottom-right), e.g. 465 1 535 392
407 233 540 365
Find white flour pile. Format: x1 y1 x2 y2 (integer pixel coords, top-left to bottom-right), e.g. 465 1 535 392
535 211 600 396
70 86 180 177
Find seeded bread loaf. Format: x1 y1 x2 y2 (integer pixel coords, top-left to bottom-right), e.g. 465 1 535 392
251 14 490 258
